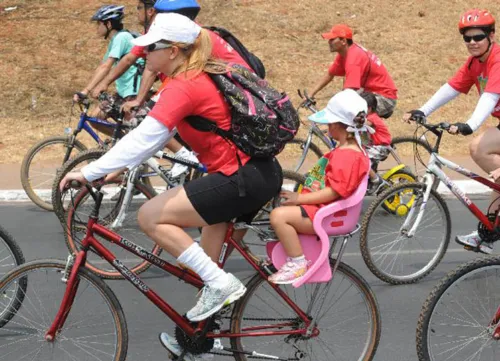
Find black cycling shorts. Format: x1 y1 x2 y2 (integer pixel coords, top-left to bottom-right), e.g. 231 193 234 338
184 157 282 225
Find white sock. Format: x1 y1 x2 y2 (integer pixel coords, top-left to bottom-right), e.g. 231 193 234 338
178 243 229 288
290 255 305 262
175 147 189 157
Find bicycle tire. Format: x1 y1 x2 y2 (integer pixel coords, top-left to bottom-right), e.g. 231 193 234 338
0 226 26 328
416 256 500 361
360 182 451 285
21 136 87 211
278 138 324 173
390 136 440 190
65 180 161 279
230 260 381 361
52 148 107 223
0 259 128 361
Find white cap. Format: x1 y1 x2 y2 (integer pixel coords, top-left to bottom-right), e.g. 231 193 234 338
132 13 201 47
308 89 368 126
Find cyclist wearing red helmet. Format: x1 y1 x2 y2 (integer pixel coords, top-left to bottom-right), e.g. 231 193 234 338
404 9 500 254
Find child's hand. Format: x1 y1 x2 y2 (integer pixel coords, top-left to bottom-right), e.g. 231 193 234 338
280 191 299 206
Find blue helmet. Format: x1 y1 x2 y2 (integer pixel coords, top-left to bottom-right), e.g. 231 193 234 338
154 0 200 20
91 5 125 22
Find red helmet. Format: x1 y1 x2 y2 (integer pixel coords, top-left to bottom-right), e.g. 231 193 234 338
458 9 495 34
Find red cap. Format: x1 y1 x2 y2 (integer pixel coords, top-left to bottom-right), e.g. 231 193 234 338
322 24 353 40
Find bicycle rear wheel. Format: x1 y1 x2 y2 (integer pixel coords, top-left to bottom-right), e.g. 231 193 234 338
230 260 381 361
65 181 161 279
0 259 127 361
0 226 26 327
21 136 87 211
360 182 451 285
417 256 500 361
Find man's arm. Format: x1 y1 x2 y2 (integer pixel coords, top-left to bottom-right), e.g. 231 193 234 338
91 53 139 97
121 68 158 113
75 58 115 101
309 73 334 98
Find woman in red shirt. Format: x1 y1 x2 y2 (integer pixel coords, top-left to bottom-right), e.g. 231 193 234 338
269 89 370 284
60 13 282 322
404 9 500 254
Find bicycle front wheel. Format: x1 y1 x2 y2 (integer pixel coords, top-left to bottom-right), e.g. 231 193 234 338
0 259 128 361
52 148 107 222
21 136 87 211
65 181 161 279
360 182 451 285
230 260 381 361
0 226 26 327
417 256 500 361
277 138 324 173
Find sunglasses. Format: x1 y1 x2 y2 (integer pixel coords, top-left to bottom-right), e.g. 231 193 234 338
463 34 488 43
146 42 173 52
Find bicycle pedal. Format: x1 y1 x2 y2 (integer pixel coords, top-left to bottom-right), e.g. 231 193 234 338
463 245 479 253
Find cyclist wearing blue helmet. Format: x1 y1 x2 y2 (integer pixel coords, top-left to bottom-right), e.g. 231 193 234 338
75 5 144 126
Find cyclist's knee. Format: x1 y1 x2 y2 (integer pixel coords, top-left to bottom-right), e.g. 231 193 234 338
138 203 156 233
270 207 285 227
469 137 481 160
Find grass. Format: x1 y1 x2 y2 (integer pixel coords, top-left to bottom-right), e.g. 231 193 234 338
1 0 497 164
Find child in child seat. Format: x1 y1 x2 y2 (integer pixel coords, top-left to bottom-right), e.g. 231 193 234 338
359 92 393 195
269 89 370 284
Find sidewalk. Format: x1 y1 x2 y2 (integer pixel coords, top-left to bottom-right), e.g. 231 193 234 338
0 155 495 202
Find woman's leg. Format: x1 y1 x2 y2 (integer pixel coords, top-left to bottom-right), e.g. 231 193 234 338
270 206 315 258
456 126 500 253
138 186 246 321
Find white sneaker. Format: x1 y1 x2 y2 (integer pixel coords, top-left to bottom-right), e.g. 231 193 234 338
159 332 217 360
455 231 493 254
170 149 199 178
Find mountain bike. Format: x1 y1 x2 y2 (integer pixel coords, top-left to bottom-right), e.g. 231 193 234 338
20 93 129 211
360 118 500 285
416 255 500 361
0 182 381 361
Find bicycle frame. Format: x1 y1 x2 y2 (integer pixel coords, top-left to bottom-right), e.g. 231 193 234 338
46 191 313 342
403 125 500 237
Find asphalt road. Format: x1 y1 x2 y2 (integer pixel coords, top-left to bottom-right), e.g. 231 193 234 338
0 197 495 361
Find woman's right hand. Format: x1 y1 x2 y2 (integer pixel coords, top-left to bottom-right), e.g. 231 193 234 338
403 109 425 123
59 171 88 192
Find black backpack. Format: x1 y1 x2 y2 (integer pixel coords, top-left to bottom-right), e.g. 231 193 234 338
205 26 266 79
187 64 299 159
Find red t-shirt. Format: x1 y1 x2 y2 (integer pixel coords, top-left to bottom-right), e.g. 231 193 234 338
328 44 398 99
367 112 392 145
301 148 369 220
448 43 500 119
148 71 250 175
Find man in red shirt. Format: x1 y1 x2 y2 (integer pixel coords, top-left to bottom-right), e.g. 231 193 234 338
309 24 398 118
404 9 500 254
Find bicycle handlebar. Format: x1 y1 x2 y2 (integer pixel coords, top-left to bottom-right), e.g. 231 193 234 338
297 89 317 113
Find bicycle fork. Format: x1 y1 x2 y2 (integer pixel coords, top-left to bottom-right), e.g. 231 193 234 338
45 252 86 341
401 174 434 237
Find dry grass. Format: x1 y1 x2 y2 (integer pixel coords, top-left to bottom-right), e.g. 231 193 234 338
0 0 498 164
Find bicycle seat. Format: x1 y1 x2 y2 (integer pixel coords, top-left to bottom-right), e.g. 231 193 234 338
267 169 369 287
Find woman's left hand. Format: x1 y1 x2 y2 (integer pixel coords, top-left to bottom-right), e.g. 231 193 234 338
280 190 299 206
59 171 87 192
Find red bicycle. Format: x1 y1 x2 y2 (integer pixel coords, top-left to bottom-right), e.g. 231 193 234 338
0 183 380 361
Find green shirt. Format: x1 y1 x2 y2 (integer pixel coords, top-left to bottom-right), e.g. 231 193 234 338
104 31 144 98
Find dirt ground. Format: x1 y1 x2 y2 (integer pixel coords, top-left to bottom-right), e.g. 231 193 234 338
1 0 498 165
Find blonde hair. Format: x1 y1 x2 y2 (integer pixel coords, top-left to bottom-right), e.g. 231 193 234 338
169 29 227 78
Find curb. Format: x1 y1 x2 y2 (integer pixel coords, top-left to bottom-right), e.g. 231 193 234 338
0 180 492 202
